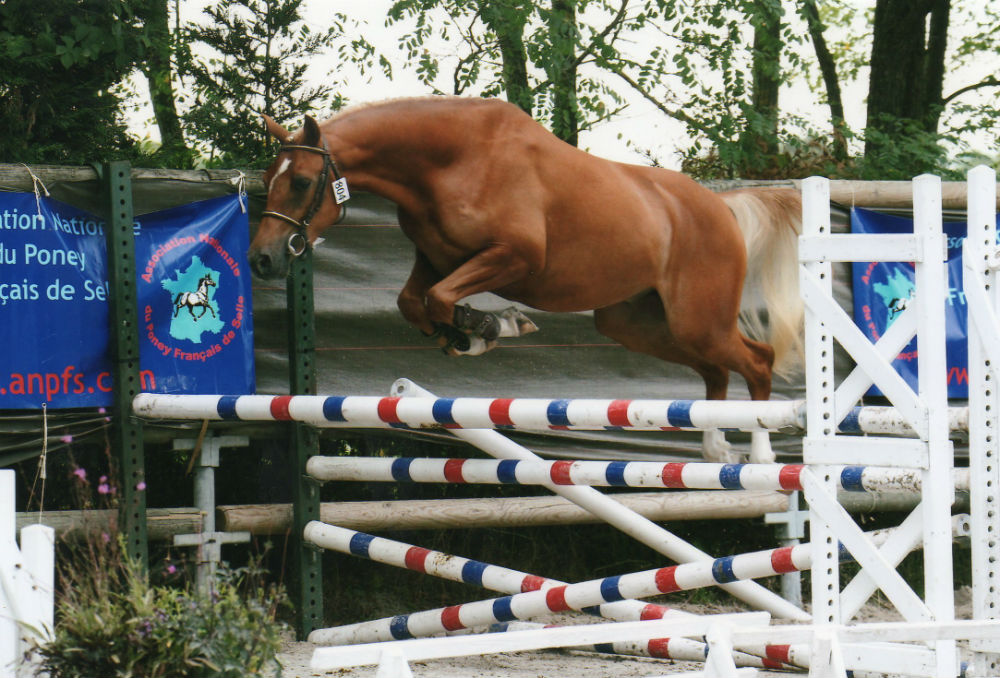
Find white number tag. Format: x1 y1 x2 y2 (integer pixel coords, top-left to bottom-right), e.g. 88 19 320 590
332 177 350 204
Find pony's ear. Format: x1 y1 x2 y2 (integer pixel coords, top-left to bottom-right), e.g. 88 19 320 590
303 115 322 147
263 115 292 143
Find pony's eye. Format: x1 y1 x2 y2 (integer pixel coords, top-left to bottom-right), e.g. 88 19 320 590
291 176 312 192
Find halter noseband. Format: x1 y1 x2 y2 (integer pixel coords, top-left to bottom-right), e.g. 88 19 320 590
261 140 349 257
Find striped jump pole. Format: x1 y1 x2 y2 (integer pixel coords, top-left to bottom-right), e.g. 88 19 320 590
132 392 969 435
307 456 972 494
393 379 807 623
308 520 909 646
303 521 791 670
490 621 793 671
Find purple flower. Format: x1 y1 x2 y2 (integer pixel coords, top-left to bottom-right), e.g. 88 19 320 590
166 564 177 575
102 533 111 544
60 435 73 444
98 483 111 495
136 481 147 491
72 467 87 482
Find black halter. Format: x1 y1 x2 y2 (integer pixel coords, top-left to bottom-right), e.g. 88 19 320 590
261 140 348 256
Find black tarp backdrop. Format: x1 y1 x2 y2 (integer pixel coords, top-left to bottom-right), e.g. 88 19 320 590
1 167 958 465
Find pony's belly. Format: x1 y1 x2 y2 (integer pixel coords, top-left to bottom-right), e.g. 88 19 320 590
495 275 652 314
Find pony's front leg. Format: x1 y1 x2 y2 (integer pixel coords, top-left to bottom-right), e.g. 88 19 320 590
397 250 440 337
424 244 534 355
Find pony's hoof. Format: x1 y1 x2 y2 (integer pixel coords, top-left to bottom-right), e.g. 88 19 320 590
498 307 539 337
748 431 776 464
453 304 500 341
701 429 739 463
445 335 496 357
433 323 499 356
432 324 470 353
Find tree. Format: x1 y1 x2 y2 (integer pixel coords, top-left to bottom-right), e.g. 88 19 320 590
385 1 800 171
382 0 1000 178
540 0 581 145
744 0 783 158
386 0 626 147
180 0 343 167
863 0 950 175
134 0 192 166
799 0 847 162
800 0 1000 178
479 1 533 113
0 0 142 164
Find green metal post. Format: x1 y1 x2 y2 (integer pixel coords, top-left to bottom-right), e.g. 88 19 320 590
288 246 323 639
102 161 148 568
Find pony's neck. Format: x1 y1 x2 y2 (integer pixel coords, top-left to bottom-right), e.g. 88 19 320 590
323 106 461 216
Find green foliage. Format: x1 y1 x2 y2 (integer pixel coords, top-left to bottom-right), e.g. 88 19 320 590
380 0 999 178
385 0 627 143
180 0 344 167
37 542 287 678
0 0 143 163
856 114 956 179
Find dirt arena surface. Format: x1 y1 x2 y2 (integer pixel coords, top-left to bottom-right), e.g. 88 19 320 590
277 640 780 677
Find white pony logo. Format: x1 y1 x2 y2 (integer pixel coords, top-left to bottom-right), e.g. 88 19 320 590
172 273 217 321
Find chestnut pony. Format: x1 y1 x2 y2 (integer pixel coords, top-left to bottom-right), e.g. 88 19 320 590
250 97 802 463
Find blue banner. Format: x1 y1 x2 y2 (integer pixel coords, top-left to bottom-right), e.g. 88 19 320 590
0 193 254 408
851 207 999 399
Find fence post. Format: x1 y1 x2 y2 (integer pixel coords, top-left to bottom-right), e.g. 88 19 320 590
288 245 323 639
102 161 148 569
1 470 54 678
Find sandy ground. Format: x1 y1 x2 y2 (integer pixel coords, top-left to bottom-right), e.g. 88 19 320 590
277 642 747 677
272 595 930 678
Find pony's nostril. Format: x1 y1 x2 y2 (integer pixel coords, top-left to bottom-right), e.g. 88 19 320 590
251 253 272 277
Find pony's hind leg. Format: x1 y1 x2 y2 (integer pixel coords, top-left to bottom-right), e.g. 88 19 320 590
739 335 778 463
594 291 777 463
594 293 739 463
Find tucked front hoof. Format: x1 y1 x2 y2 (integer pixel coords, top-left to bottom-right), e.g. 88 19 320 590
701 429 739 463
453 303 501 341
432 324 469 352
497 307 539 338
444 335 497 357
432 323 499 356
748 431 776 464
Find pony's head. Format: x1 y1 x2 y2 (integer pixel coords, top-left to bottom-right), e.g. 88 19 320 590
249 115 347 278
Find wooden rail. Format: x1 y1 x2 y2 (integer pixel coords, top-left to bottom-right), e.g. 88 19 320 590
4 164 998 209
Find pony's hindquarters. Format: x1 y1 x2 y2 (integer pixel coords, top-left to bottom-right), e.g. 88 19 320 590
721 188 803 380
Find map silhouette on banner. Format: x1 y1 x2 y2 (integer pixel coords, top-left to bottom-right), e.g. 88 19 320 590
0 193 254 409
851 206 1000 400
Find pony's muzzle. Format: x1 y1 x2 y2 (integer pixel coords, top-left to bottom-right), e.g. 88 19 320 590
249 249 284 279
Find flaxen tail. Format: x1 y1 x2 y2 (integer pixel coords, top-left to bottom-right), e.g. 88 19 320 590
720 188 803 379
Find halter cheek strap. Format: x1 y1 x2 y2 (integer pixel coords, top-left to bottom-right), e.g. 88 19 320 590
261 140 349 257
